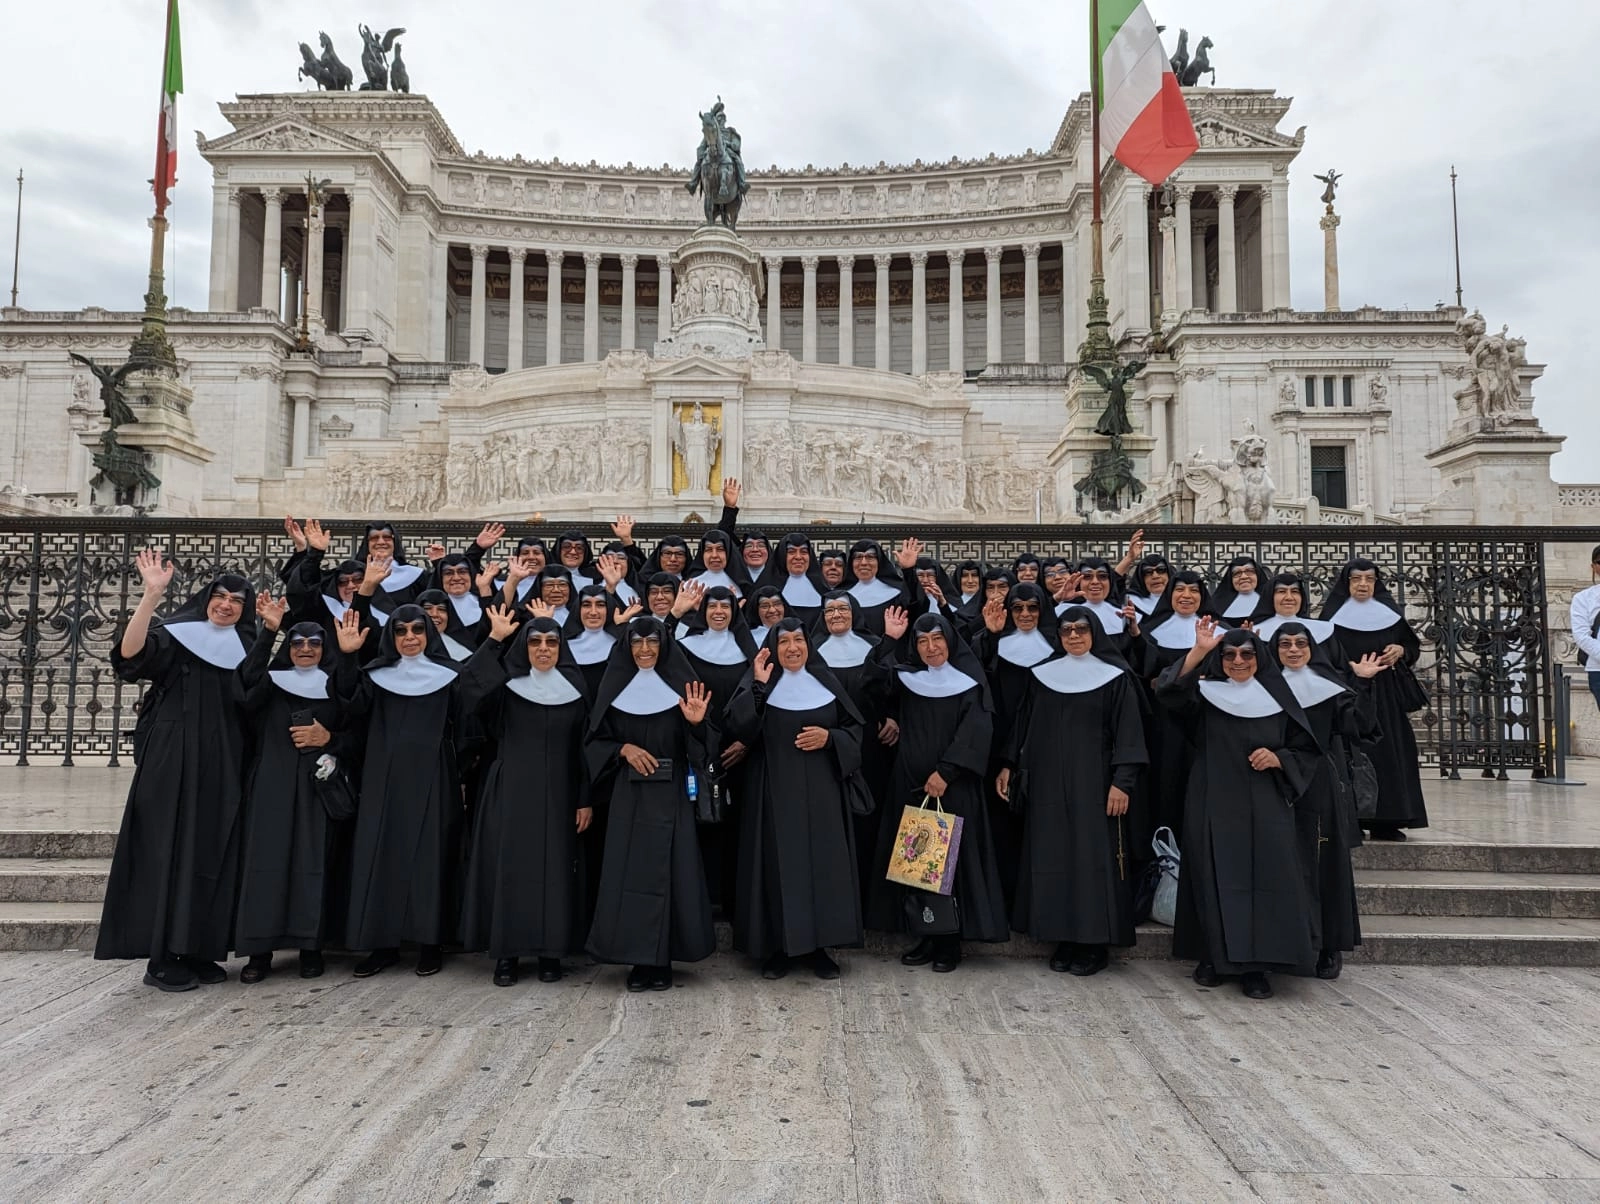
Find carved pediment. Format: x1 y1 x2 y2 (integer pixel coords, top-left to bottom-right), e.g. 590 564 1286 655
199 119 378 157
1188 116 1299 151
645 354 752 384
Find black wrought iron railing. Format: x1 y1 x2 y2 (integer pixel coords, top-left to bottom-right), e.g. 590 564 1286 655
0 518 1586 777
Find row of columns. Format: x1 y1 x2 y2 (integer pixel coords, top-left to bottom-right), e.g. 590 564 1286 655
212 184 342 335
1168 181 1291 314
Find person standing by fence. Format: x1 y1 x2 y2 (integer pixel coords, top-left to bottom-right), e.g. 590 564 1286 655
1571 546 1600 713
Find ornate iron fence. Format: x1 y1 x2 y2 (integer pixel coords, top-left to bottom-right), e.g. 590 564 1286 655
0 519 1585 777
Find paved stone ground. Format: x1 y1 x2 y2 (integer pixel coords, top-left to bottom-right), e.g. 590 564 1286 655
2 947 1599 1203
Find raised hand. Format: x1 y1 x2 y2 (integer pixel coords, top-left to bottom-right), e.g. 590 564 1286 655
924 581 946 608
1194 615 1223 655
361 555 393 594
794 725 830 751
982 597 1006 634
882 606 910 640
751 646 773 684
425 542 447 563
476 561 502 594
894 537 922 570
1128 528 1145 561
135 547 175 597
613 601 643 625
598 552 626 587
475 522 506 550
526 599 556 620
336 608 370 653
671 579 705 618
486 603 518 642
283 516 307 552
679 680 710 725
256 591 290 632
305 518 332 552
1056 572 1084 602
1349 652 1390 679
721 477 741 508
610 515 635 545
506 557 535 584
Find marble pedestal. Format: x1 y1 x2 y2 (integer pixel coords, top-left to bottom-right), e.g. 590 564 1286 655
652 226 766 361
76 373 214 516
1424 418 1564 526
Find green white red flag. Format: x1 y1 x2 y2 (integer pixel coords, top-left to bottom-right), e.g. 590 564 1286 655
1095 0 1196 185
154 0 183 214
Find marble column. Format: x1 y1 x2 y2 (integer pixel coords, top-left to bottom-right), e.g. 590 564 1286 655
837 256 854 366
260 190 284 315
429 238 448 361
1022 242 1041 362
1257 187 1275 310
304 201 326 338
1174 186 1194 312
656 255 672 344
290 395 311 468
1280 425 1300 497
1123 182 1150 332
619 253 638 351
910 251 928 374
284 263 300 328
545 250 564 366
208 184 231 309
1148 394 1170 479
468 243 489 367
1321 211 1342 310
801 255 819 362
1216 186 1238 314
507 248 526 370
873 253 891 370
1061 235 1079 362
984 246 1003 364
766 256 783 349
1191 225 1209 310
583 251 602 361
1270 176 1291 308
1371 417 1393 514
946 249 965 372
223 188 242 311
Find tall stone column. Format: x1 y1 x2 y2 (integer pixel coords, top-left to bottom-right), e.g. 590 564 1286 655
304 200 326 338
1061 235 1078 362
290 394 312 468
910 251 928 374
507 248 526 370
1123 182 1150 332
837 256 854 366
1216 186 1239 314
766 256 783 348
801 255 819 361
1257 186 1276 311
1191 224 1209 310
545 250 564 366
1271 175 1291 308
946 249 965 372
260 190 284 315
1174 186 1194 312
284 263 300 327
1149 394 1170 478
1321 210 1341 310
208 183 231 310
1371 415 1393 514
468 243 489 367
656 255 672 343
1158 214 1178 325
985 246 1004 363
583 251 602 361
619 253 638 350
346 187 375 337
873 253 891 370
1022 242 1041 362
429 238 448 361
223 188 242 311
1280 424 1300 497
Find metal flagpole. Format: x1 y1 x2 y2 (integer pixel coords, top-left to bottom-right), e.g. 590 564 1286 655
1080 0 1114 365
1450 165 1464 307
8 168 20 308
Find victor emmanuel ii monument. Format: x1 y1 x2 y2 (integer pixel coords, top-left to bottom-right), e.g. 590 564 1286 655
0 39 1569 528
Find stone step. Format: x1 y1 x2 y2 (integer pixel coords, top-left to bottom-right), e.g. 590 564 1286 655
0 858 112 903
1351 840 1600 875
0 831 118 859
1354 869 1600 919
0 902 100 953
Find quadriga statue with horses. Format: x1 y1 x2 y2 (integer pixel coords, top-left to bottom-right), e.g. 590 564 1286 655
686 97 749 231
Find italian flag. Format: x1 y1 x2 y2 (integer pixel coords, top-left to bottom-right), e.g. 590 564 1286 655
1095 0 1197 185
154 0 183 214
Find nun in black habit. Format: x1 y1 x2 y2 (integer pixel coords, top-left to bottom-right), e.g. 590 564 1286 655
1156 621 1322 999
998 606 1148 975
744 585 789 633
845 539 911 636
1127 553 1174 619
97 555 256 990
1251 572 1345 656
584 616 717 991
233 601 353 983
1268 621 1387 979
866 612 1009 972
350 521 428 619
1205 554 1275 627
1319 559 1428 839
459 611 593 986
724 618 867 979
1136 572 1211 837
753 532 831 626
565 584 623 699
685 528 749 596
335 604 465 978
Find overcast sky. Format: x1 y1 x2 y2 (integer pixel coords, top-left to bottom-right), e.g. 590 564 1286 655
3 1 1594 479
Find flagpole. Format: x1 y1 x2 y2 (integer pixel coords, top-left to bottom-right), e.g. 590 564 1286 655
131 0 179 370
1080 0 1114 366
8 169 20 309
1450 165 1463 308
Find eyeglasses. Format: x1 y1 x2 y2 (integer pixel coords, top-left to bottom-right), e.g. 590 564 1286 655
393 621 429 636
527 634 561 647
289 634 323 648
1011 602 1041 614
1221 647 1257 662
1060 620 1093 635
1277 637 1311 650
210 590 247 603
1081 570 1110 581
629 635 662 647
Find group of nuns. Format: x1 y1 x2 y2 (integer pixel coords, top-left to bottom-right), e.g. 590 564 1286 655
96 499 1428 1000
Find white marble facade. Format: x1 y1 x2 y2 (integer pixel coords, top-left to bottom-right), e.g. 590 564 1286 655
0 87 1557 522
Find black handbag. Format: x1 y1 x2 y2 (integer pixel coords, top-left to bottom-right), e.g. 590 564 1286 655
1391 661 1429 714
1348 746 1380 821
903 890 960 936
695 760 729 825
842 770 876 817
311 754 357 822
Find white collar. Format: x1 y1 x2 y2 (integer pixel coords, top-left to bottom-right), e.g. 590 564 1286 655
440 632 473 662
323 595 350 621
1032 651 1123 694
610 667 682 715
997 628 1054 667
782 575 823 607
680 627 750 666
551 605 570 627
1330 597 1404 632
381 563 424 593
494 576 538 602
369 651 456 696
1253 614 1337 645
1280 666 1347 709
766 668 836 711
568 569 596 592
1131 594 1159 616
1082 599 1125 634
690 569 739 595
1149 612 1199 650
899 661 980 699
818 630 873 668
269 665 329 699
959 592 978 605
614 579 640 605
506 667 583 706
849 577 901 606
165 620 248 670
447 591 482 626
1223 591 1261 619
1198 677 1283 719
569 627 616 665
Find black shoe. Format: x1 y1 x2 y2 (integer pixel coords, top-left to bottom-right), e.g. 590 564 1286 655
811 949 840 980
537 957 562 983
1369 826 1408 842
180 957 228 985
760 952 789 980
493 958 518 987
1068 946 1110 977
415 945 443 977
239 954 272 985
1192 962 1220 988
143 960 198 992
649 965 673 991
900 938 936 967
626 965 652 992
298 949 324 979
1048 942 1074 973
1241 972 1273 1000
353 948 399 978
1316 950 1343 980
931 939 962 973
